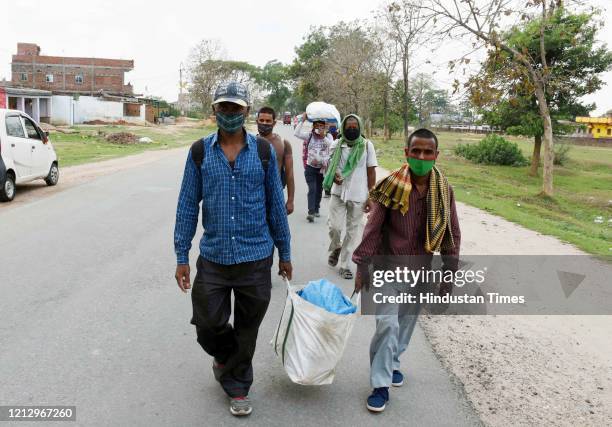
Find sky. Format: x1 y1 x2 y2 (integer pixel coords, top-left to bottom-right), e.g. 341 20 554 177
1 0 610 115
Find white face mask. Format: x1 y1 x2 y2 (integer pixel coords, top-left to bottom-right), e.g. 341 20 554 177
314 128 323 136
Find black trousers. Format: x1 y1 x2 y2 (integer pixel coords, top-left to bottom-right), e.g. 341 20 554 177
191 255 272 398
304 164 323 214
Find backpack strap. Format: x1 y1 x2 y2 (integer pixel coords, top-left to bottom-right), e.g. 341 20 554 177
190 135 270 172
190 138 205 168
256 136 271 174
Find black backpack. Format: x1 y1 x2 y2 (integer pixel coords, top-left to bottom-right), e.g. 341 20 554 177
190 136 271 173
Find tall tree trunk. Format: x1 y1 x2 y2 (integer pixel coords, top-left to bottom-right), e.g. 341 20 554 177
383 86 389 141
402 46 410 143
534 85 554 196
529 134 542 176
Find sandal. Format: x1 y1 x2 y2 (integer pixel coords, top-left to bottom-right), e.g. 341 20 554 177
339 268 353 280
328 248 341 267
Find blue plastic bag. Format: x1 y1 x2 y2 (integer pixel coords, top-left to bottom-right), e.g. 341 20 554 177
297 279 356 315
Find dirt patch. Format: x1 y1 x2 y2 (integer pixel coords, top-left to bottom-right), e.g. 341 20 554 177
84 119 131 125
105 132 138 144
421 315 611 426
420 202 612 426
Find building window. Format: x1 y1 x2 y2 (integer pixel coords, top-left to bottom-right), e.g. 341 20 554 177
597 128 601 133
20 73 27 81
608 128 611 136
75 75 83 84
46 74 54 83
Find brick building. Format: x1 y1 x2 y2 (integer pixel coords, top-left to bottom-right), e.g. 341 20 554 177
11 43 134 96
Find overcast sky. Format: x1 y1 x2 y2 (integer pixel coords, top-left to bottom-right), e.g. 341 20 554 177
1 0 610 115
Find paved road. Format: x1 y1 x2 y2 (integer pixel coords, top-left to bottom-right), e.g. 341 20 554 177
0 124 481 426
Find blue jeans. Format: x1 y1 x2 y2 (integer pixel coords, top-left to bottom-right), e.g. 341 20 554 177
304 165 323 214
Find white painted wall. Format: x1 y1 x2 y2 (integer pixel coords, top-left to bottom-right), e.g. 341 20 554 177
51 95 145 125
51 95 73 126
73 96 123 124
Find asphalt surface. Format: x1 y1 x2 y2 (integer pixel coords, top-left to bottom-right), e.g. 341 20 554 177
0 124 482 426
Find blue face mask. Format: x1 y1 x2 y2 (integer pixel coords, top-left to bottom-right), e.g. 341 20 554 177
216 112 245 133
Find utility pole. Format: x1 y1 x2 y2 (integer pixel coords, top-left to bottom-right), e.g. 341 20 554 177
179 62 185 116
179 62 184 96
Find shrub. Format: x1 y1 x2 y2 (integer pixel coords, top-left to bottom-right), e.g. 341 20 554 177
454 134 528 166
553 143 571 166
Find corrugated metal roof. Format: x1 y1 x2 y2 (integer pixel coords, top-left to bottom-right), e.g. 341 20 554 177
2 87 52 97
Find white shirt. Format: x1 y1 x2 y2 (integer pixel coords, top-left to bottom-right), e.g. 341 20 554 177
330 139 377 203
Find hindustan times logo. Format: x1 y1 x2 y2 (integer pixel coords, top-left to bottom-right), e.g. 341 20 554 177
371 266 487 288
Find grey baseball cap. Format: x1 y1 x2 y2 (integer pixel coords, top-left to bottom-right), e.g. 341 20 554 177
212 81 250 107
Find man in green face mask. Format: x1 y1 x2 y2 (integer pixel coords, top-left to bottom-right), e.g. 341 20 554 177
351 128 461 413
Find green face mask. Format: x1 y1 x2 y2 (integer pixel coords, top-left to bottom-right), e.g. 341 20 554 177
408 157 435 176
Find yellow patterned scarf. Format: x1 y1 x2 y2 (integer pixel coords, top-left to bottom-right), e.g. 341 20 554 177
369 163 455 253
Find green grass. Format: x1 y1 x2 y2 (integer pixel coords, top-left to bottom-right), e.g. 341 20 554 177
373 131 612 257
50 124 216 167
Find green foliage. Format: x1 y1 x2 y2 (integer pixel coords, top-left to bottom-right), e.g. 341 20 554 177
287 27 330 108
410 73 452 125
254 60 292 113
455 134 528 166
553 143 571 166
186 110 205 119
471 10 612 139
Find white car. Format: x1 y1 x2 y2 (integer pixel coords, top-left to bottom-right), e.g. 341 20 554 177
0 109 59 202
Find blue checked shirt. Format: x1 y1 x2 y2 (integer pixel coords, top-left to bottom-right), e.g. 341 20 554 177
174 131 291 265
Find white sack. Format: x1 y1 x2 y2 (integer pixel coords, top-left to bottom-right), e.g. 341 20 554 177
271 278 359 385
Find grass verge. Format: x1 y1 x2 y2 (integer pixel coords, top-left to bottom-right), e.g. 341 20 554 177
50 124 216 167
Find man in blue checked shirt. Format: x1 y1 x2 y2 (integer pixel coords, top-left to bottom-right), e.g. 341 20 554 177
174 81 292 417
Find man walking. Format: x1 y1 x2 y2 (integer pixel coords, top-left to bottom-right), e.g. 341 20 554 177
256 106 295 214
323 114 377 280
295 112 332 222
352 128 461 412
174 81 292 417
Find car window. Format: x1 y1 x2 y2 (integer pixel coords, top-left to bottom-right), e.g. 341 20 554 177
5 116 25 138
22 117 42 140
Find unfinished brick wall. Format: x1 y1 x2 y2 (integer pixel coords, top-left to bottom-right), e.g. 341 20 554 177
11 43 134 95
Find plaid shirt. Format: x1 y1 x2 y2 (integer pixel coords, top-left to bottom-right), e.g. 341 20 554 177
174 131 291 265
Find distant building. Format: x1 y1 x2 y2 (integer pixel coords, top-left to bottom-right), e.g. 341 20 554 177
575 113 612 139
0 87 52 123
10 43 134 96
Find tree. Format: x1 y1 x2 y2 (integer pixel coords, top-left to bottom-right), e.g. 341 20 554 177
187 39 260 111
288 27 330 111
186 39 226 110
411 73 451 126
316 22 380 123
379 0 433 142
371 25 400 140
422 0 612 196
255 60 291 113
468 9 612 176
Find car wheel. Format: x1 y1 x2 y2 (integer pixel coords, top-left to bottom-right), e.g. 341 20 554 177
0 175 15 202
45 163 59 186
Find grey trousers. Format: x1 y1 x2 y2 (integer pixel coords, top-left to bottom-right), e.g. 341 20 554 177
327 194 364 270
369 283 422 388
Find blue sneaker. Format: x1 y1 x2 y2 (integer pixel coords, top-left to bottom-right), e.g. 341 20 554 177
392 370 404 387
366 387 389 412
